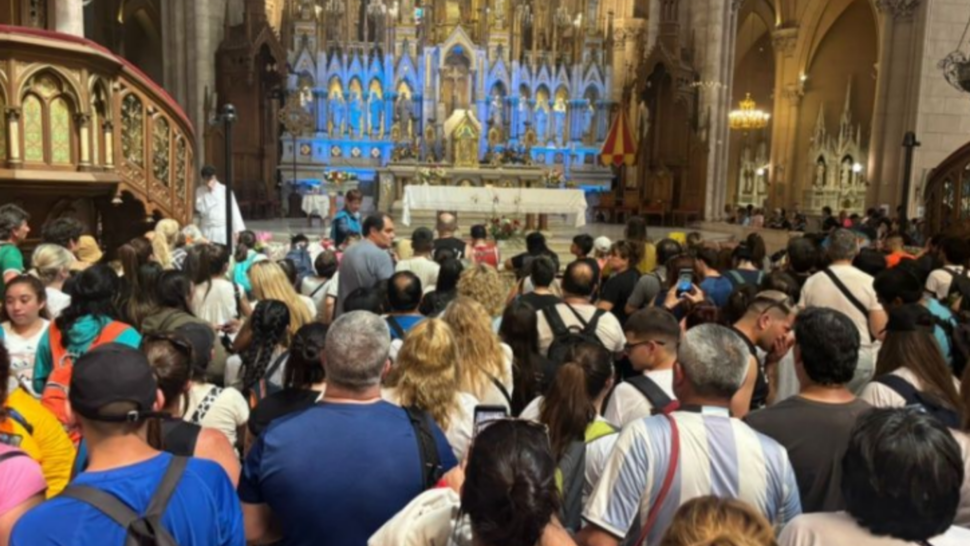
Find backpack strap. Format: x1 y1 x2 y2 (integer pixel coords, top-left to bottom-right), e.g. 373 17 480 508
541 305 572 339
631 413 680 546
145 455 188 518
59 485 141 528
0 450 27 464
189 386 224 424
309 280 329 298
625 375 679 414
264 351 289 382
6 408 33 435
403 406 442 490
232 282 242 319
873 374 921 406
160 420 201 457
727 270 745 286
387 316 407 340
822 268 874 343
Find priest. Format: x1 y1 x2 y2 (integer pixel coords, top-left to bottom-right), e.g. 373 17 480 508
195 165 246 245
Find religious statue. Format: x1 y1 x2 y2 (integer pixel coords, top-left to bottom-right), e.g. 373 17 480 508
517 99 529 137
840 157 853 188
582 101 595 141
815 161 827 188
395 95 413 138
534 103 548 143
330 93 346 136
368 90 383 138
490 93 504 129
637 100 650 142
553 98 567 146
348 92 363 138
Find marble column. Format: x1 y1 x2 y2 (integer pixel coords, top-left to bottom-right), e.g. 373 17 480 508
5 109 22 167
55 0 85 36
75 113 92 167
767 26 802 209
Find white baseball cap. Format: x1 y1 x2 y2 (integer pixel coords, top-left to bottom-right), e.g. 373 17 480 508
593 236 612 253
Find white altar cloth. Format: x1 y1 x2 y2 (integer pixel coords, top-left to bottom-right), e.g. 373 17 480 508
302 194 331 217
402 185 587 227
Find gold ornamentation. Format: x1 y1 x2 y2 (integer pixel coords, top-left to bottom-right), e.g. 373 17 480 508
153 116 171 184
121 94 144 167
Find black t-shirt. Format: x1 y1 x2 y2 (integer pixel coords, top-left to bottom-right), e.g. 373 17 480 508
511 251 561 276
745 396 872 512
433 238 466 261
729 325 768 410
518 292 563 312
600 268 640 326
249 389 321 437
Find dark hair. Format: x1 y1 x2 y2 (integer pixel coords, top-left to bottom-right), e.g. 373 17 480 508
0 204 29 240
656 238 683 267
941 236 970 265
142 333 193 418
794 308 859 386
462 420 560 546
411 227 434 253
122 262 163 330
234 230 257 263
363 213 390 238
117 236 153 281
663 256 698 289
56 264 121 349
0 344 10 409
527 256 556 288
853 248 887 277
572 234 594 256
732 244 755 267
499 301 542 416
723 284 758 325
2 275 51 322
610 240 642 267
624 216 648 243
200 165 217 180
842 408 963 541
435 258 464 292
823 206 833 216
41 217 84 248
277 258 299 288
695 247 719 270
876 324 964 416
344 287 385 314
154 270 194 316
873 268 922 306
314 250 338 278
684 302 722 329
787 237 818 274
241 300 291 392
283 322 328 389
434 247 457 264
193 243 231 303
759 271 801 301
745 233 766 266
539 342 613 460
471 225 487 240
625 307 681 344
345 188 363 203
387 271 422 312
562 259 596 297
526 232 550 256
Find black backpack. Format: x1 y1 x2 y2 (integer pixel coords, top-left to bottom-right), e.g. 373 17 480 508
60 456 189 546
542 303 606 365
403 406 444 489
873 375 962 429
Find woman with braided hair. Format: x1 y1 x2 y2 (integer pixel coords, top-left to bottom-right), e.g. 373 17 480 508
226 300 290 401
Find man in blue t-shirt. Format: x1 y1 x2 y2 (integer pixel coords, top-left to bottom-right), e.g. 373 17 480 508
11 344 243 546
385 270 425 340
239 311 457 546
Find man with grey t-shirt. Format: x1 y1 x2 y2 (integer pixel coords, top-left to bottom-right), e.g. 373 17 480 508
335 213 396 317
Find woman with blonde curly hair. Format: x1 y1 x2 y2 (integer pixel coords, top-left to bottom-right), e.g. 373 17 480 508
233 261 314 354
456 264 506 320
661 496 778 546
441 297 513 409
152 218 181 270
383 319 478 459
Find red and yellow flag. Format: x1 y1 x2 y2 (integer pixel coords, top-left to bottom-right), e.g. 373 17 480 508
600 110 638 167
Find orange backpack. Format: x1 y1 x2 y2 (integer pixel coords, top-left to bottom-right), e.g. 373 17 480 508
41 321 129 444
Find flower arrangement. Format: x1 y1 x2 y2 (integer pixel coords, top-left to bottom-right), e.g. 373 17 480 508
488 216 525 241
415 165 448 185
324 170 358 186
543 169 566 188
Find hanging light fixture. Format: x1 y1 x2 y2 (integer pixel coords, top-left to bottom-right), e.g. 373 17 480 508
729 93 771 131
730 15 771 131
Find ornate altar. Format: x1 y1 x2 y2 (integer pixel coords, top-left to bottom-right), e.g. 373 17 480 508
736 139 769 209
449 111 481 168
802 85 869 215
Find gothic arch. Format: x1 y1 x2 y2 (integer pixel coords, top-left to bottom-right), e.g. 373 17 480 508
15 65 82 109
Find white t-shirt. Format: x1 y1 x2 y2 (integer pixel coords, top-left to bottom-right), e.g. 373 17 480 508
183 382 250 448
1 320 48 397
859 367 962 409
926 265 966 301
603 368 676 428
536 302 625 357
383 387 479 461
45 288 70 318
300 276 330 309
520 397 618 502
467 343 515 410
395 256 440 294
779 511 970 546
299 295 317 318
800 265 882 349
192 278 240 327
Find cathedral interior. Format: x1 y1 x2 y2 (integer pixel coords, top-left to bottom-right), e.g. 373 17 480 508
3 0 970 243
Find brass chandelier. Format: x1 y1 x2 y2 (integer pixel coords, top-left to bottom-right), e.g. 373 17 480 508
729 93 770 131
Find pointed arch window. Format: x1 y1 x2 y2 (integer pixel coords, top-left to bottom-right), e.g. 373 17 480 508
22 95 44 163
20 73 76 166
50 98 71 165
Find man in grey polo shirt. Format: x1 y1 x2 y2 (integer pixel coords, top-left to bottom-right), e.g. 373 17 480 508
335 212 396 317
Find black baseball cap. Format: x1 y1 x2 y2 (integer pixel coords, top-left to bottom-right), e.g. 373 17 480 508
69 343 160 423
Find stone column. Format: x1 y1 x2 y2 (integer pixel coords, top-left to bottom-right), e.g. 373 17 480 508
75 113 92 167
55 0 85 37
103 121 115 167
767 26 802 209
5 109 21 167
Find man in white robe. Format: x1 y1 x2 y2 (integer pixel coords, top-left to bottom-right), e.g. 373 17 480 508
195 165 246 245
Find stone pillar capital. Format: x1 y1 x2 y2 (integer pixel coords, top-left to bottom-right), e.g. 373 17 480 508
4 107 20 122
731 0 747 12
876 0 921 21
783 82 805 106
74 113 92 126
771 26 798 58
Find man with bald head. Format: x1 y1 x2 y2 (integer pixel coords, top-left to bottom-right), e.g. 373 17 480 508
433 212 469 261
536 260 625 357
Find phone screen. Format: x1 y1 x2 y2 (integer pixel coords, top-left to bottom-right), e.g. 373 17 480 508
474 405 509 437
677 269 693 293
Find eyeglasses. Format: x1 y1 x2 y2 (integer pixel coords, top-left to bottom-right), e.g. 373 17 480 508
623 339 666 353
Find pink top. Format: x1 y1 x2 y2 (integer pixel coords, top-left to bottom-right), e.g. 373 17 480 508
0 444 46 516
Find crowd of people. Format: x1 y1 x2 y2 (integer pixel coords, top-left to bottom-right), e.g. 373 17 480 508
2 187 970 546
